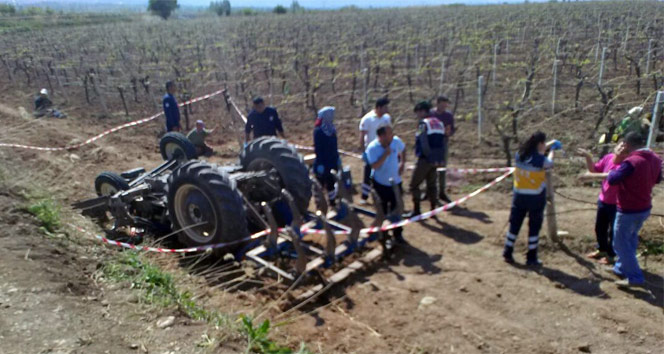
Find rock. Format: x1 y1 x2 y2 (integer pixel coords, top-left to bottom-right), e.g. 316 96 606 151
129 344 139 350
578 343 591 352
69 154 81 162
418 296 437 309
157 316 175 329
459 286 468 293
617 326 627 334
101 300 110 306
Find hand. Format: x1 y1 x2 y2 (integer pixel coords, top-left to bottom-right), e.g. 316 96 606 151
385 146 392 156
576 148 592 158
550 140 563 151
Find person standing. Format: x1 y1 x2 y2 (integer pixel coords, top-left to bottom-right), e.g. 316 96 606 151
584 132 662 288
431 95 455 203
313 107 341 206
163 81 181 132
359 97 391 203
577 146 625 264
245 96 285 143
187 120 216 157
406 101 446 217
503 132 561 266
365 124 407 244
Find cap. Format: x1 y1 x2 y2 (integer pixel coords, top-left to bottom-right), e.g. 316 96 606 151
252 96 264 104
437 95 450 103
196 120 204 125
414 100 432 112
375 97 390 108
40 88 48 95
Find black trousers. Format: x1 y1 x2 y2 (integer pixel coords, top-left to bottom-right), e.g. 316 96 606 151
372 179 403 238
595 200 617 257
361 162 372 199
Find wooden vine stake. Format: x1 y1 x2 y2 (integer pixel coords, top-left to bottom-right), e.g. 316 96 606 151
645 39 653 76
438 55 446 96
546 152 559 244
647 91 664 149
477 75 484 143
492 43 498 86
551 60 559 115
598 47 607 87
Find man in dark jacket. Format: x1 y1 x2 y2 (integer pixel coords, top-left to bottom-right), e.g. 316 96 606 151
163 81 181 132
245 96 285 143
431 95 454 203
406 101 446 217
313 106 341 205
34 88 65 118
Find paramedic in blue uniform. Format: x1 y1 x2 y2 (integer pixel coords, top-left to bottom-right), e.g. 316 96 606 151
245 96 286 143
163 81 181 132
406 101 446 217
503 131 561 266
313 106 341 206
366 124 407 244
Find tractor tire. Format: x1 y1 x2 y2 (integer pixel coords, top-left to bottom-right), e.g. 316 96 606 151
167 161 248 248
240 137 312 214
95 172 130 196
159 132 197 163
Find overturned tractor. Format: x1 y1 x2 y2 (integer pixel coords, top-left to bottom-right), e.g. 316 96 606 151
75 133 402 300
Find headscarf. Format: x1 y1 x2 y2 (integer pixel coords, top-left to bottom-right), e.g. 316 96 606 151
317 106 336 136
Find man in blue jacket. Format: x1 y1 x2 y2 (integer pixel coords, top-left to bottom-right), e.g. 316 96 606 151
245 97 285 143
163 81 181 132
313 107 341 206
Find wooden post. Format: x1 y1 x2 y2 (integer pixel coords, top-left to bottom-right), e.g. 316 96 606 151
492 43 498 86
545 153 559 244
598 47 607 86
645 39 653 76
647 91 664 149
477 75 484 143
438 55 446 96
551 60 559 115
182 93 191 131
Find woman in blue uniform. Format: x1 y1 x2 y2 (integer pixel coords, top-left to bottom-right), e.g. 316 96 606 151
313 107 341 206
503 131 561 266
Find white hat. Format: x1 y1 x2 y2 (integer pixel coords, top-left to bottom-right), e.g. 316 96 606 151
40 88 48 95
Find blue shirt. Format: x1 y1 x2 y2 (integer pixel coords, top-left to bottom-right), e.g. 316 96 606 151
163 93 180 131
366 136 405 186
313 127 340 173
245 107 283 138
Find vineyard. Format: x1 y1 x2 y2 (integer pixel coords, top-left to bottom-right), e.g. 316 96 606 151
0 1 663 353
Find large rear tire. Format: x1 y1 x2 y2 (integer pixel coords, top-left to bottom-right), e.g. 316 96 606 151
95 172 130 196
240 137 312 214
160 132 197 163
167 161 248 248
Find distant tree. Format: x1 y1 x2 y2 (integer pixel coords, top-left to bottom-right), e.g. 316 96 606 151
0 3 15 15
241 8 255 16
273 5 287 14
210 0 230 16
290 1 303 13
148 0 178 20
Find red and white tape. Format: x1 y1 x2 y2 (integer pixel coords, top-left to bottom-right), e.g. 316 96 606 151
0 89 224 152
406 165 514 174
293 144 363 160
80 168 513 253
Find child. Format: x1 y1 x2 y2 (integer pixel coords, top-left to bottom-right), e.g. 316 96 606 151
577 146 625 264
503 131 561 266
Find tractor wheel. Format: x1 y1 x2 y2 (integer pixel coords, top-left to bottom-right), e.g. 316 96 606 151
240 137 312 214
159 132 197 163
95 172 130 196
168 161 248 248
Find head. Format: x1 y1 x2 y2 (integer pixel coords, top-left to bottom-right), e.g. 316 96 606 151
619 132 645 154
436 95 450 111
376 124 394 147
318 106 335 125
253 96 265 113
39 88 48 97
195 120 205 131
165 81 176 95
374 97 390 116
518 131 547 161
414 101 432 119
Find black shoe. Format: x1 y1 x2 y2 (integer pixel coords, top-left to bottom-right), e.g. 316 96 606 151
503 247 515 264
526 258 543 267
395 235 408 245
439 194 452 204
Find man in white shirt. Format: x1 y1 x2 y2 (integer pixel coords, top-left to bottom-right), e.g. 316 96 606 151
358 97 391 203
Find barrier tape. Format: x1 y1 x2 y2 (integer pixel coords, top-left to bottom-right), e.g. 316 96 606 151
0 89 225 151
79 168 513 253
406 165 514 174
293 144 363 160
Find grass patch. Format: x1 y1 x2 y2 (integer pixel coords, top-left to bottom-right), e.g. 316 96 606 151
241 316 308 354
641 239 664 256
24 198 61 234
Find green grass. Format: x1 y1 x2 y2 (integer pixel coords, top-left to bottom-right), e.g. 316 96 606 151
25 198 61 234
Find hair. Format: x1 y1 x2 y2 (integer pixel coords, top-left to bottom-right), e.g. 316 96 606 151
376 125 391 137
517 131 547 161
437 95 450 103
375 97 390 108
165 81 175 91
623 131 644 148
414 101 432 112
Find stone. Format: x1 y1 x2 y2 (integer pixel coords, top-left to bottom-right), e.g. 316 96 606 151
156 316 175 329
578 343 591 353
418 296 436 309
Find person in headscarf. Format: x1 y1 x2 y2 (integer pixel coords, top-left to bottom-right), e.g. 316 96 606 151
313 106 341 206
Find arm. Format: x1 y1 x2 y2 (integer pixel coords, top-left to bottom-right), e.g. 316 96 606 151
275 111 286 138
399 147 406 175
360 131 367 151
371 146 392 170
607 162 635 185
244 115 253 143
578 172 609 181
576 148 597 173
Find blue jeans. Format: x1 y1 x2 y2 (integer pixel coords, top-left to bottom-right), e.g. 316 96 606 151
613 210 650 284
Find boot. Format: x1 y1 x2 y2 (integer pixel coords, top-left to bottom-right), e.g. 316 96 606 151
503 246 515 264
439 192 452 204
526 249 542 266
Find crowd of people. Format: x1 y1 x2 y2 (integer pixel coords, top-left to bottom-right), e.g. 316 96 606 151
158 81 662 287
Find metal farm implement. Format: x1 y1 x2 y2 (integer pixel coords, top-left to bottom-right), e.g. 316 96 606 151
74 133 405 301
